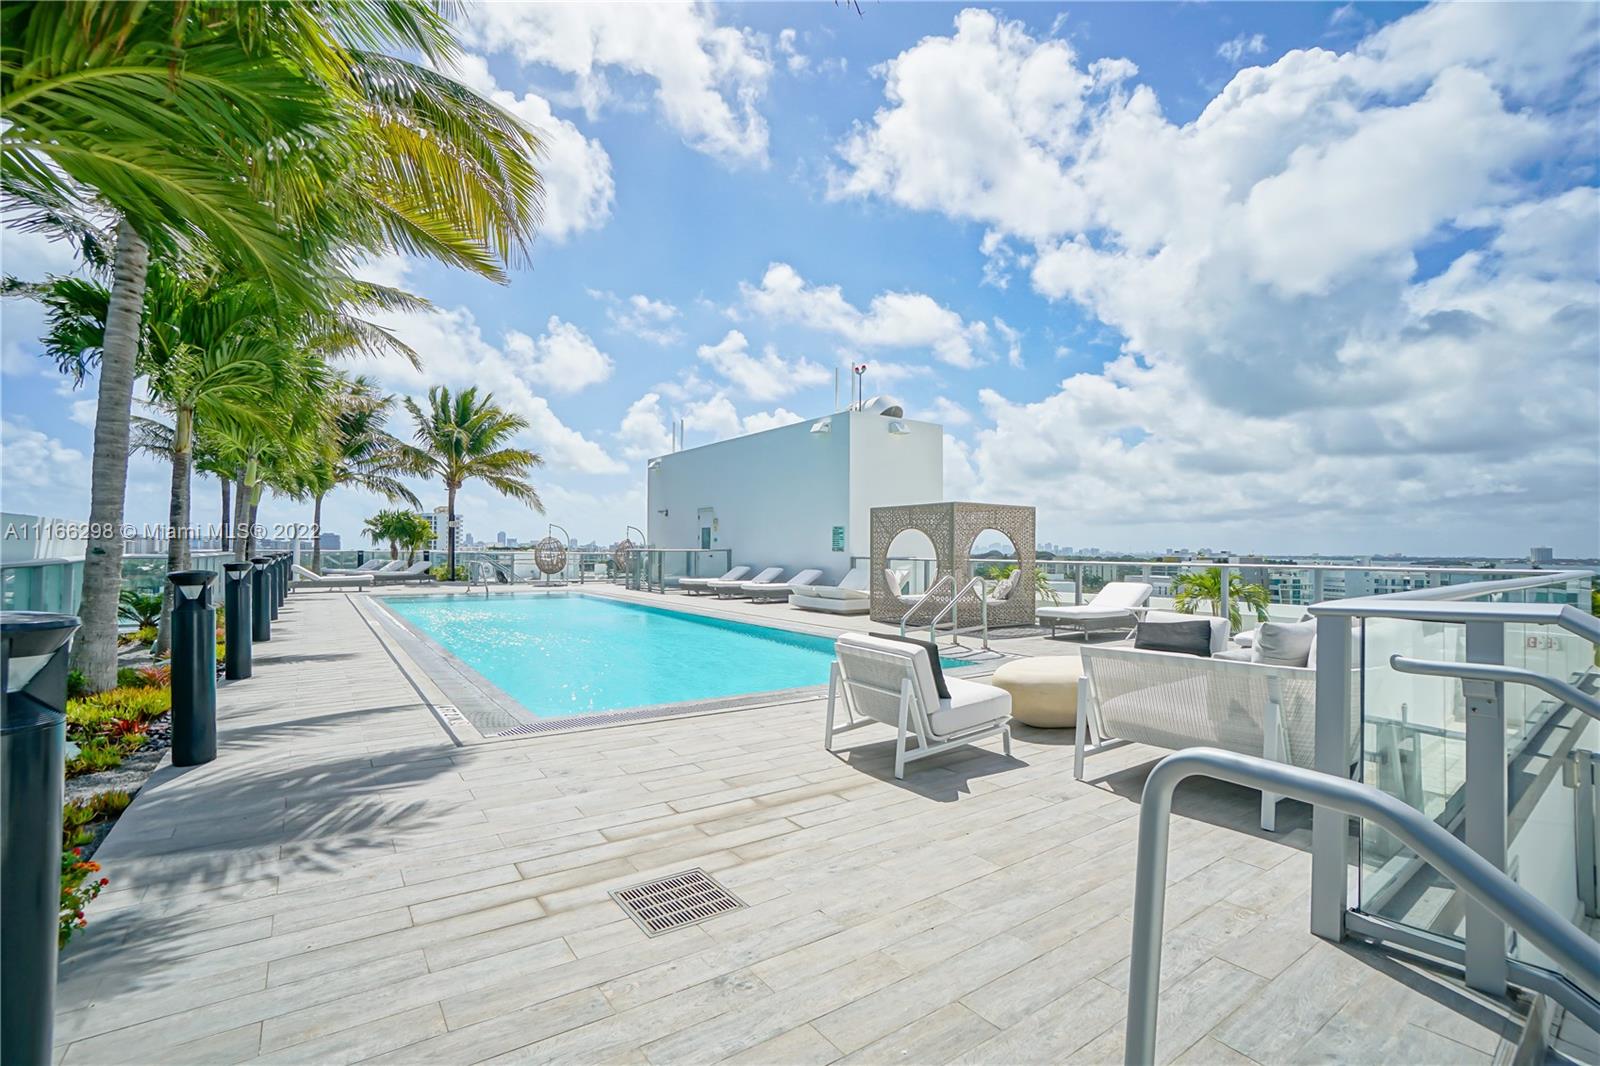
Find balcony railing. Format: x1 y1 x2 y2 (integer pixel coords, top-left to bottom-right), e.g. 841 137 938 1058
1306 569 1599 1029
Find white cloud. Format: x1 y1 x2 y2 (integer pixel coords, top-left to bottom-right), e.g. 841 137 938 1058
357 305 625 475
590 290 683 345
679 391 802 441
919 397 972 427
1217 33 1267 65
617 391 674 460
741 407 804 434
462 4 771 165
695 329 830 401
0 418 85 489
835 3 1600 552
778 29 808 73
505 316 614 394
741 262 992 368
994 317 1023 368
450 55 614 240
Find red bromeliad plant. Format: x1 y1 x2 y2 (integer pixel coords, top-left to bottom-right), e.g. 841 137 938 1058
60 848 109 948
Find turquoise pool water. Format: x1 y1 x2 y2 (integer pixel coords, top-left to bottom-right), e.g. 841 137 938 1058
381 592 960 720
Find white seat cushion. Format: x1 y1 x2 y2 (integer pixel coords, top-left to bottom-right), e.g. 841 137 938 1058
1037 605 1138 623
810 585 870 600
927 677 1011 736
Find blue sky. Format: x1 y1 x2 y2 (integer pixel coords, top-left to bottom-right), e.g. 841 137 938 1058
3 2 1597 557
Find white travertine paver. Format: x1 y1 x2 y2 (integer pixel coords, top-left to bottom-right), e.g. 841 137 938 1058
54 590 1526 1064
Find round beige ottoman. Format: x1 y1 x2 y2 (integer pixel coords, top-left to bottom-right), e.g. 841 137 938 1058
990 655 1081 728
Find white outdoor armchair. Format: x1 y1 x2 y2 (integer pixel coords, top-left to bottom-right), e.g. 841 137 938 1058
827 633 1012 779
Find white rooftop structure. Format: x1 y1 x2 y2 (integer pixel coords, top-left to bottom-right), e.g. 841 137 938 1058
646 403 941 582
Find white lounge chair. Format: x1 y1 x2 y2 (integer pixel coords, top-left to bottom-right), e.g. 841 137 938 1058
371 560 435 584
790 566 871 615
828 633 1012 779
680 565 750 595
322 558 392 576
748 568 823 602
1037 581 1152 639
291 564 373 591
711 566 782 598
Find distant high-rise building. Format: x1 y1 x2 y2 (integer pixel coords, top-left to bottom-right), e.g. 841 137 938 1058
414 507 461 551
496 530 507 546
1530 546 1554 564
319 532 341 550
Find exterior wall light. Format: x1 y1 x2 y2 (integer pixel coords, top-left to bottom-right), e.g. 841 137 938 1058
810 418 832 434
887 420 909 435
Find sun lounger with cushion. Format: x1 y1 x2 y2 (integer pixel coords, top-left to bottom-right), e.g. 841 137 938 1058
679 566 751 595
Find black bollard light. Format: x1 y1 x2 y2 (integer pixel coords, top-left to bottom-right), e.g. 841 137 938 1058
1 611 80 1066
168 572 218 767
273 553 286 608
222 562 253 679
278 552 290 605
267 554 281 622
251 557 272 642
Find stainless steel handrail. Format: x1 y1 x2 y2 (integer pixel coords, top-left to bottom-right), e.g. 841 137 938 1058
899 573 955 632
1312 599 1600 644
1125 748 1600 1066
927 576 991 651
1388 655 1600 720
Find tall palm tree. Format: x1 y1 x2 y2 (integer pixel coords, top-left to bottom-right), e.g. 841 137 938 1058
1173 567 1271 633
403 386 544 578
3 1 542 690
307 376 421 573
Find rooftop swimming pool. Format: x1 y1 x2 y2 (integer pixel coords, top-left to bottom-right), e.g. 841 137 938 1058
379 592 963 720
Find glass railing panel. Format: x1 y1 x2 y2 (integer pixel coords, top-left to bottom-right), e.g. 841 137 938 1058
1502 619 1600 971
1358 616 1470 938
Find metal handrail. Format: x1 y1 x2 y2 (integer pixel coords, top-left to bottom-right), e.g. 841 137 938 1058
1312 599 1600 644
1125 748 1600 1066
899 573 955 630
1389 655 1600 721
929 577 991 651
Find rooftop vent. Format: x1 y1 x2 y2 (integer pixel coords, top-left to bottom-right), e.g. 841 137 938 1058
861 395 903 418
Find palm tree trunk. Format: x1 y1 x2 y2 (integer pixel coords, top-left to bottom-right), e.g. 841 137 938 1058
390 539 400 561
220 476 231 552
447 485 457 579
72 218 149 691
232 472 250 560
311 493 325 574
246 494 260 560
153 404 194 656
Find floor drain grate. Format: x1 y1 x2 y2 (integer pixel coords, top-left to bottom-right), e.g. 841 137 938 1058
610 868 745 936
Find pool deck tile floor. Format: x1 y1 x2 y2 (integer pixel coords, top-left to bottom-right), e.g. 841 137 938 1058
54 590 1528 1064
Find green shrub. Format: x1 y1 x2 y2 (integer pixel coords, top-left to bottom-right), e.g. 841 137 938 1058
429 564 470 581
67 670 89 699
89 790 133 818
133 625 157 646
66 739 122 778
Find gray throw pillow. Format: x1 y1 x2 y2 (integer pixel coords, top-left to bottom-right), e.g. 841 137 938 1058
1252 619 1317 667
1134 619 1214 658
871 633 951 698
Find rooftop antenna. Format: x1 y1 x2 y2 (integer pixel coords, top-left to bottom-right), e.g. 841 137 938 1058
852 363 867 410
833 368 839 413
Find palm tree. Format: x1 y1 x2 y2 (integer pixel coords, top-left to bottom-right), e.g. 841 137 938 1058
363 509 418 561
403 387 544 578
307 376 421 573
1173 567 1270 633
4 1 542 690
